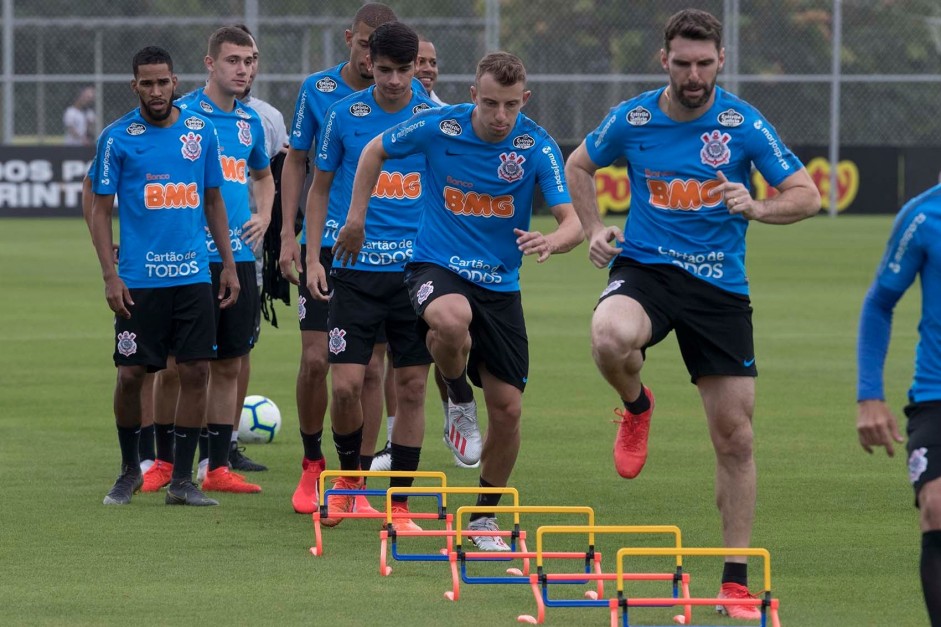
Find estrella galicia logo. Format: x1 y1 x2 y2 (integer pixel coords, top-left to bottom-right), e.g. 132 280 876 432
412 103 431 114
627 106 651 126
184 117 205 131
234 107 250 119
349 102 371 117
512 134 535 149
718 109 744 127
316 77 338 92
439 119 462 136
199 100 213 113
126 123 146 136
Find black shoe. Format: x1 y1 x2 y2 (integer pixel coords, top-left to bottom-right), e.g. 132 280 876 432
165 479 219 506
229 441 268 472
103 464 143 505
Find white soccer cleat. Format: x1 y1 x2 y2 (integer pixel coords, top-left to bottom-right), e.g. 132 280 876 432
444 400 482 466
467 516 510 552
370 442 392 472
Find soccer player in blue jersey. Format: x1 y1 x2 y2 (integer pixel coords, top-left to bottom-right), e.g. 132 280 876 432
159 26 273 495
857 184 941 626
304 22 434 530
90 46 239 507
279 3 398 515
564 9 820 618
335 51 583 549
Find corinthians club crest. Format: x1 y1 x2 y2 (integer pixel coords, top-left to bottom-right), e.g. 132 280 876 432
497 152 526 183
116 331 138 357
180 132 202 161
700 130 731 167
328 327 347 355
236 119 252 146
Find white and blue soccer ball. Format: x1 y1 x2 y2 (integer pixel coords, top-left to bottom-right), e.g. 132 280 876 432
239 395 282 444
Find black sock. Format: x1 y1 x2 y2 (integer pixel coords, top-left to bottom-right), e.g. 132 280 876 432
170 426 201 482
389 443 422 504
207 423 234 470
443 368 474 404
470 477 502 522
624 386 650 415
116 424 141 470
198 427 209 462
154 423 175 463
360 454 373 472
138 425 156 462
301 429 323 461
721 561 748 587
333 427 362 471
922 530 941 625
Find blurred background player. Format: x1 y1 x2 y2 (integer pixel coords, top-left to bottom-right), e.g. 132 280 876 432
64 86 97 145
90 46 238 507
279 3 398 515
856 183 941 627
306 22 434 530
335 51 582 548
565 9 820 618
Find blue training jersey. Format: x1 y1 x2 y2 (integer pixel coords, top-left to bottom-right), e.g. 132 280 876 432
91 107 224 288
381 103 571 292
585 86 802 295
857 185 941 403
177 88 270 264
317 85 436 272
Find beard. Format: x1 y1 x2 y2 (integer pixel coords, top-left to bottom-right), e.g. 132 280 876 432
140 99 172 122
671 77 716 109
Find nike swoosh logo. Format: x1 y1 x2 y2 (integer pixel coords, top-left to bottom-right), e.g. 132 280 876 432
212 344 218 351
743 358 755 367
207 429 220 436
175 433 187 438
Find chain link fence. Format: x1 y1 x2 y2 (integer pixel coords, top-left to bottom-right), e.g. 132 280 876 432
2 0 940 147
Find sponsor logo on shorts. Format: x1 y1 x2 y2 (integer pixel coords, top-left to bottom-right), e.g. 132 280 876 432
116 331 138 357
412 103 431 114
316 77 338 92
512 134 535 149
416 281 434 305
718 109 744 127
180 132 202 161
126 123 146 136
328 327 347 355
700 130 731 167
298 295 307 321
627 106 651 126
497 152 525 183
236 119 252 146
910 447 929 483
350 102 371 117
184 117 205 130
439 119 462 136
200 101 213 113
600 280 624 299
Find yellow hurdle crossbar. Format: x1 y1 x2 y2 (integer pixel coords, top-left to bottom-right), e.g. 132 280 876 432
384 486 520 526
536 525 683 569
317 470 448 497
453 505 595 549
615 546 772 594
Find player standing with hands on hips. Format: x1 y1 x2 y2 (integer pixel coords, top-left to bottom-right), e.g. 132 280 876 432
565 9 819 617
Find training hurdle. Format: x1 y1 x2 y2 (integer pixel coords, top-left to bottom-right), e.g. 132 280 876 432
613 547 780 627
379 486 521 577
310 470 448 557
445 505 598 601
520 525 687 625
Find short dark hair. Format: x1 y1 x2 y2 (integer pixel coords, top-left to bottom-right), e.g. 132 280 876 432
369 22 419 65
352 2 397 30
207 25 254 59
232 23 253 39
475 52 526 87
663 9 722 52
132 46 173 76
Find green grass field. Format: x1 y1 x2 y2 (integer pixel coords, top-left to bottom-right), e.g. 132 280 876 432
0 215 925 626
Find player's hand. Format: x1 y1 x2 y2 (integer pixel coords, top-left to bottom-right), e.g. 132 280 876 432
514 228 554 263
218 264 241 309
242 214 271 252
716 170 760 219
305 260 331 302
587 225 624 268
333 222 364 268
856 399 905 456
104 275 134 319
279 236 301 285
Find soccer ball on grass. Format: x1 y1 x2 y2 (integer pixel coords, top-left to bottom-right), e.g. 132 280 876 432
239 395 282 443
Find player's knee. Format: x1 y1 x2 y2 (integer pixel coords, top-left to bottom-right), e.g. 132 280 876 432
210 357 241 380
300 348 329 380
176 360 210 388
712 419 754 460
115 367 147 394
919 479 941 531
331 378 363 410
591 320 639 364
394 374 426 408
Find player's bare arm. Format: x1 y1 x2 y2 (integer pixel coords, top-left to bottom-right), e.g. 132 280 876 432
565 142 625 268
278 147 308 285
203 186 240 309
515 202 583 263
333 135 388 267
90 192 133 319
718 168 820 224
242 166 274 251
856 399 904 457
303 167 334 301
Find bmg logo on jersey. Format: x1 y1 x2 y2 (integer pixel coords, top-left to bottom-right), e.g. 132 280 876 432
220 156 247 183
145 249 200 279
443 186 515 218
144 183 200 209
371 171 421 200
647 178 722 211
